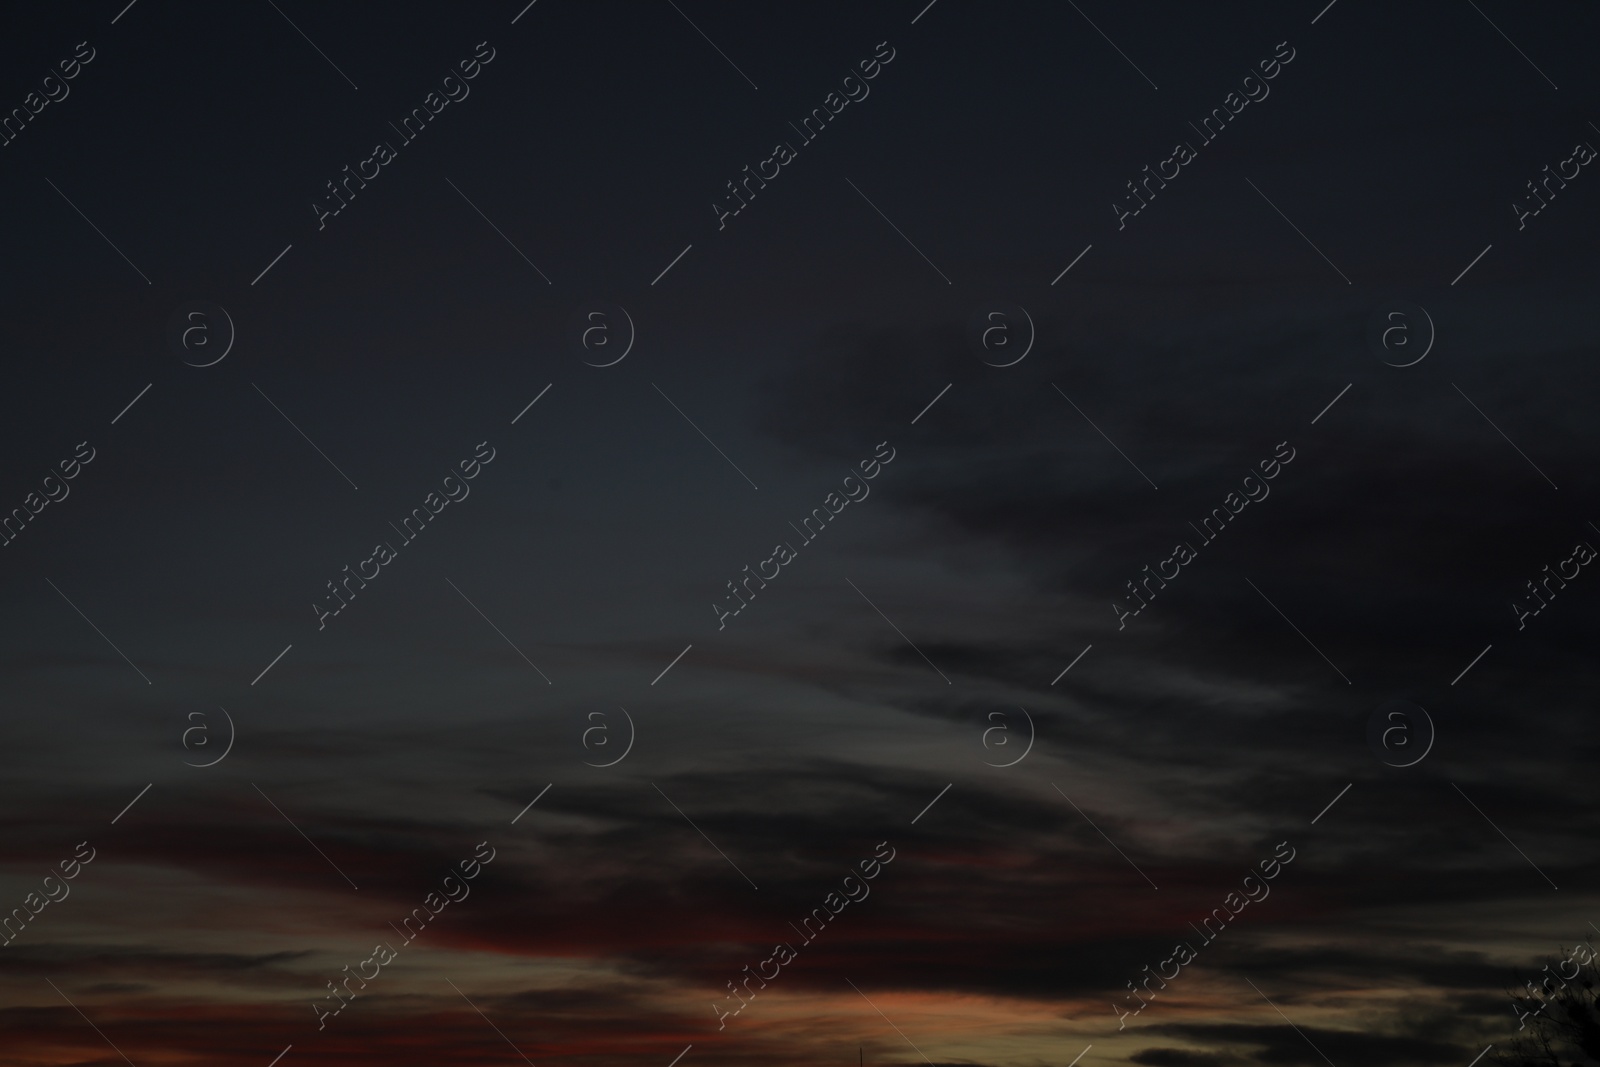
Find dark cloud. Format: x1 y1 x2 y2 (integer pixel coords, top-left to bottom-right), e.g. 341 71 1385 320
3 1 1599 1066
1133 1048 1242 1067
1153 1021 1471 1066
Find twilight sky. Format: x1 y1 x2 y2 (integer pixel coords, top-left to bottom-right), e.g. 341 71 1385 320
3 3 1600 1067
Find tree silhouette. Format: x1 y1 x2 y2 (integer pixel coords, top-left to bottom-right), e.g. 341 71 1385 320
1497 943 1600 1067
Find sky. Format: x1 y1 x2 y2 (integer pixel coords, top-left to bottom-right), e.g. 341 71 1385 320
2 2 1599 1066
